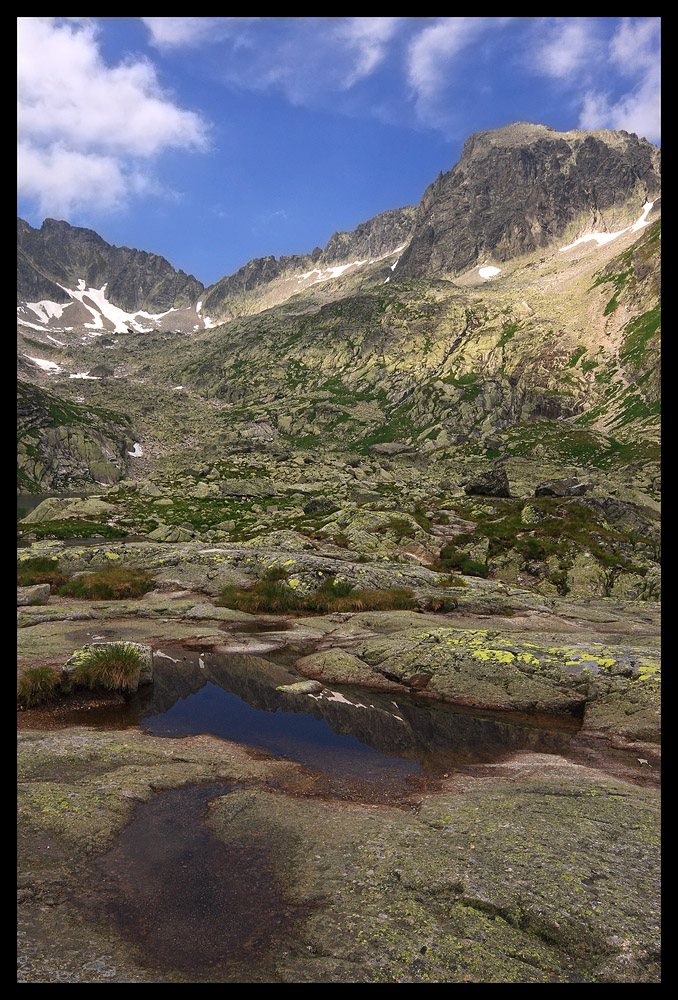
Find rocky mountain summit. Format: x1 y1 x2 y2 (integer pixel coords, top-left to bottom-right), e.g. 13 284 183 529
17 217 204 314
397 123 661 279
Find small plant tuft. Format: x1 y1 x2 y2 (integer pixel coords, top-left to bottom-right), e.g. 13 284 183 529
59 566 154 600
17 557 68 589
217 576 417 614
17 666 63 710
70 644 143 693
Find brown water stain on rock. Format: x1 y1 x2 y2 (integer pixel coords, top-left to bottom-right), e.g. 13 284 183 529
76 782 309 978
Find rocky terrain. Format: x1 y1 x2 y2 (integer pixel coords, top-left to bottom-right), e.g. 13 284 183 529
397 123 661 278
17 123 660 983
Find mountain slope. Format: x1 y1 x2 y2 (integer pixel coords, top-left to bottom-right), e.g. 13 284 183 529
397 123 661 280
17 217 205 312
17 378 135 491
194 206 418 324
16 123 660 506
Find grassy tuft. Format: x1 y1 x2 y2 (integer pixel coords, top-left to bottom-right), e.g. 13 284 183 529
17 666 63 710
70 644 143 693
261 567 290 581
216 575 418 614
58 566 154 600
17 519 127 541
436 574 467 588
439 546 489 578
17 557 68 589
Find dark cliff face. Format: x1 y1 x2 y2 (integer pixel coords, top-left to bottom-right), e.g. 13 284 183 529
318 206 417 266
17 217 204 312
396 123 661 279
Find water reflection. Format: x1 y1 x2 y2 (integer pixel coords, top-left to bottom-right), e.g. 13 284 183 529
43 647 579 788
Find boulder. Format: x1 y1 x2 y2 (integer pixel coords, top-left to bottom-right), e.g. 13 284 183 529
463 467 510 498
17 584 50 606
21 497 117 523
303 498 338 515
147 522 194 542
535 477 589 497
367 442 417 456
275 680 324 695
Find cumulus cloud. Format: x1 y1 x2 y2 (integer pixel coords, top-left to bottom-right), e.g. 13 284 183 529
532 18 604 80
609 16 660 76
579 18 660 142
579 79 660 143
142 17 257 50
17 17 208 217
530 17 660 143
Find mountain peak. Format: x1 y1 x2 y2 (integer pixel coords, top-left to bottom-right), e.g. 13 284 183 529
17 217 204 313
397 124 660 279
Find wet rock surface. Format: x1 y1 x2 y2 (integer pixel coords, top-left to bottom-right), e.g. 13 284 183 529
17 726 659 983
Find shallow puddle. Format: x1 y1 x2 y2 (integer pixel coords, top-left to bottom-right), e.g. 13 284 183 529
78 782 301 978
21 646 586 799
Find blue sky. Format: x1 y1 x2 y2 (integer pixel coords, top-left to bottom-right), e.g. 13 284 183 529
17 17 661 286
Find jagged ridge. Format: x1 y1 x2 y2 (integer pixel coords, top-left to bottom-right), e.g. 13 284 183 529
17 218 204 313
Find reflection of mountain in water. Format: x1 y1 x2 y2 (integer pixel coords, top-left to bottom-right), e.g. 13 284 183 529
134 650 577 774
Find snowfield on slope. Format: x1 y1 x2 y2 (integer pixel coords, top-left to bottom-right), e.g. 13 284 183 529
559 201 655 253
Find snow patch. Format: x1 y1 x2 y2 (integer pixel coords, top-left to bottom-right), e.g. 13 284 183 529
298 268 322 282
69 372 101 380
296 244 408 286
18 318 66 333
128 442 143 457
479 266 501 279
631 200 655 231
25 299 66 323
56 280 179 333
26 356 60 372
559 201 655 252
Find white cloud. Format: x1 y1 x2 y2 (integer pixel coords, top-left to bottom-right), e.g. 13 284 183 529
579 79 660 143
334 17 403 88
406 18 493 131
578 18 660 142
17 17 208 216
142 17 257 49
142 17 404 105
533 18 603 80
609 16 660 75
529 17 660 144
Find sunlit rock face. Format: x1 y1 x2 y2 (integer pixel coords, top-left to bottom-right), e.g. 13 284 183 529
397 123 661 279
